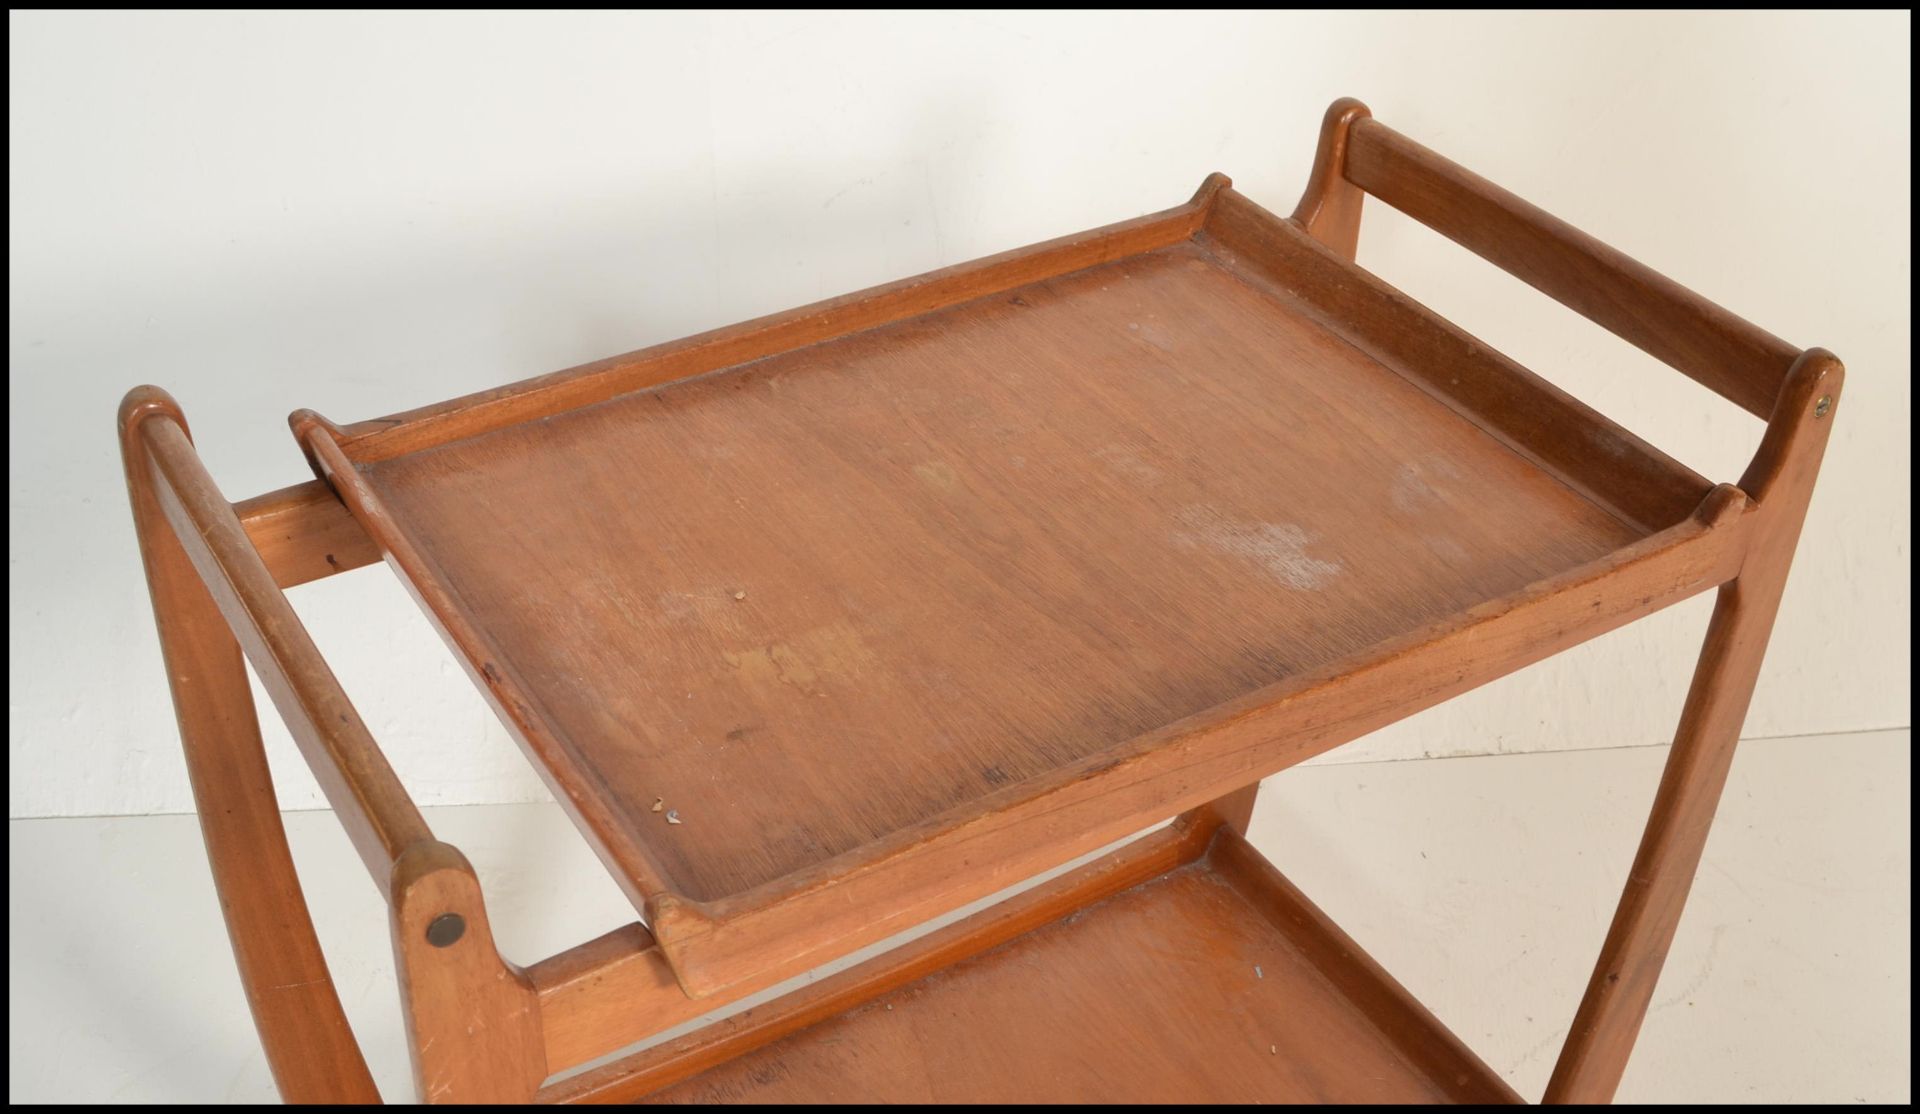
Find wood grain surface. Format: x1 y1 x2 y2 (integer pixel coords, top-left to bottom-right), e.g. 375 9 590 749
234 479 380 589
540 807 1233 1099
635 827 1518 1105
347 241 1645 906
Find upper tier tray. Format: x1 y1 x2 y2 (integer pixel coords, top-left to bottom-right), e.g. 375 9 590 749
297 175 1740 997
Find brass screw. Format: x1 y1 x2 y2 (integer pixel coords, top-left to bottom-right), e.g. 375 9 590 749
426 913 467 948
1815 395 1833 419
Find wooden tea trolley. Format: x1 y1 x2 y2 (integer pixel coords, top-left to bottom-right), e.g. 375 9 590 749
121 99 1842 1104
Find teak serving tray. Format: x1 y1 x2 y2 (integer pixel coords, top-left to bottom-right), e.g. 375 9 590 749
120 99 1842 1104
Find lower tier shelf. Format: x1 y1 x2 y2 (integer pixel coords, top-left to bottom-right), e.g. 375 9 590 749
583 817 1519 1104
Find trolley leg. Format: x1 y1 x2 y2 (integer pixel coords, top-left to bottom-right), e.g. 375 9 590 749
1546 355 1842 1103
120 388 379 1104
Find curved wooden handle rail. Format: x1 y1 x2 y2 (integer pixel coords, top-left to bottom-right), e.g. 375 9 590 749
125 389 549 1104
119 387 389 1103
133 400 432 880
1339 114 1801 418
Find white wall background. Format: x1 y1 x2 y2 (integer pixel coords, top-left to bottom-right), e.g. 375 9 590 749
9 11 1910 819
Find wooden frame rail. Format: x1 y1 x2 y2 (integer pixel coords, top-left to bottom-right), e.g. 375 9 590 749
119 96 1842 1104
1289 98 1843 1103
122 389 551 1103
1298 98 1801 418
237 479 382 588
130 393 429 881
119 389 386 1103
1205 184 1711 533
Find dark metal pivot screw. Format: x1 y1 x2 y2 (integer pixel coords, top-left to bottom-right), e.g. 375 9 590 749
426 913 467 948
1815 395 1833 419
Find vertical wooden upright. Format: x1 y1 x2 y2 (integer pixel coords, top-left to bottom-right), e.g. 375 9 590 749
1291 97 1372 258
389 841 547 1103
1545 352 1843 1103
118 387 380 1104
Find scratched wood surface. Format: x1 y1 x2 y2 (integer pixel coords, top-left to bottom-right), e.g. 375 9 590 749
354 240 1645 904
637 828 1519 1104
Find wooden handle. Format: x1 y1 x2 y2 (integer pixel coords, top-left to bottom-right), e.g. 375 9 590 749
132 402 432 884
1342 115 1801 419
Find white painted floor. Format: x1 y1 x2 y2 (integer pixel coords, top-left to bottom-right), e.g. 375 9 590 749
8 730 1909 1104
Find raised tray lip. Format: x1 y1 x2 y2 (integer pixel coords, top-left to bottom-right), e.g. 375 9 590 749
304 176 1713 533
302 175 1235 467
292 178 1749 998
